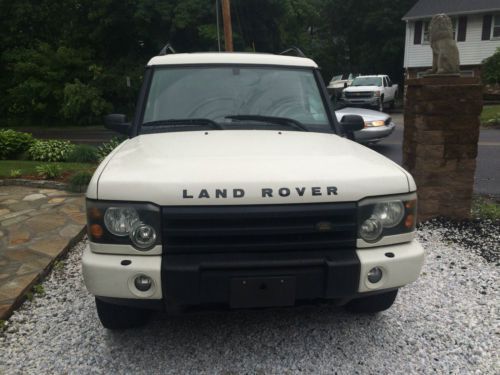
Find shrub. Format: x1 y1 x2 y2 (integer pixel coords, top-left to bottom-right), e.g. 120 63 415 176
68 171 93 192
0 129 34 159
10 169 22 178
483 48 500 84
28 140 75 162
35 164 62 179
97 137 126 162
66 144 99 163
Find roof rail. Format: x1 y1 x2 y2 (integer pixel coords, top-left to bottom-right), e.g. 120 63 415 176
158 43 176 56
279 46 306 58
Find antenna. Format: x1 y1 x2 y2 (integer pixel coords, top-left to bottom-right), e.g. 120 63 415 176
158 43 176 56
279 46 306 58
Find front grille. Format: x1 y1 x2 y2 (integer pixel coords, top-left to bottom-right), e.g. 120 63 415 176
345 91 373 99
162 203 357 253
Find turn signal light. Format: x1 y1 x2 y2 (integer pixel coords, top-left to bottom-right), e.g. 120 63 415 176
90 224 104 239
404 214 415 229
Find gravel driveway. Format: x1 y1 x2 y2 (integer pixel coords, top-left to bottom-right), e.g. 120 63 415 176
1 222 498 374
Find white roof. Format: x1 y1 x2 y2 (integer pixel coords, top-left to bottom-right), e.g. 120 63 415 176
147 52 318 68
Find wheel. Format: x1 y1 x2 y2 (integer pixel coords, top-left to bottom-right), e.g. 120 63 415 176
95 298 150 329
389 100 395 109
345 289 398 313
377 96 384 112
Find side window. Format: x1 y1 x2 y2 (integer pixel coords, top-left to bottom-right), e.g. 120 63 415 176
383 78 388 87
386 77 392 87
493 15 500 39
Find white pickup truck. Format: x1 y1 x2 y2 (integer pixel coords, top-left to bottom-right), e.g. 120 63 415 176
82 52 423 329
341 75 398 111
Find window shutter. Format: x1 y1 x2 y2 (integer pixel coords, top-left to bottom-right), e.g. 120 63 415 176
482 15 492 40
457 16 467 42
414 21 423 44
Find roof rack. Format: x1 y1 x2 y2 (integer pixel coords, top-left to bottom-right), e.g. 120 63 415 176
279 46 306 58
158 43 176 56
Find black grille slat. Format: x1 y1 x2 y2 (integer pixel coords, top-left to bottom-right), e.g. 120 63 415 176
162 203 357 253
166 223 355 237
344 91 373 99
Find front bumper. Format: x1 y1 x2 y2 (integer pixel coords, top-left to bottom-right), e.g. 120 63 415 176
340 97 379 107
354 122 396 143
82 240 424 309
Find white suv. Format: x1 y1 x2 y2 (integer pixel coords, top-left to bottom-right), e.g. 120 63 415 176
82 52 424 329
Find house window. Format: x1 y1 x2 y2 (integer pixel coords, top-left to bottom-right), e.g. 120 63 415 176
422 21 430 43
492 15 500 39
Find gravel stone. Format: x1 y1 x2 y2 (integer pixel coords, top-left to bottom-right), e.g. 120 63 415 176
0 224 498 374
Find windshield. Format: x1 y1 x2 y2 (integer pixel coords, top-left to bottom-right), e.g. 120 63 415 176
351 77 382 87
141 66 330 132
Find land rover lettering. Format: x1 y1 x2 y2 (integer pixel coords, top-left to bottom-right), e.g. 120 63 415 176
182 186 339 199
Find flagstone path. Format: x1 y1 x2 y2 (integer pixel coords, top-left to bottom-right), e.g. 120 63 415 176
0 185 85 319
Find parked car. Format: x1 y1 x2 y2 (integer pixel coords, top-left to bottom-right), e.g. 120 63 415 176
83 52 423 329
327 73 359 98
341 75 398 111
335 107 395 144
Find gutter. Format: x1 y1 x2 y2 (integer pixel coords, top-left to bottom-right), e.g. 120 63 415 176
402 8 500 21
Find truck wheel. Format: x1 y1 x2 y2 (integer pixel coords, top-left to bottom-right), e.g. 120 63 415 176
389 100 395 109
345 289 398 313
95 298 150 329
378 97 384 112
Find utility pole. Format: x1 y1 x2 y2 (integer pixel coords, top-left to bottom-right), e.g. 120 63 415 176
221 0 233 52
215 0 221 51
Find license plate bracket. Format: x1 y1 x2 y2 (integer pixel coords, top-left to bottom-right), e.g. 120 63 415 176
230 276 296 309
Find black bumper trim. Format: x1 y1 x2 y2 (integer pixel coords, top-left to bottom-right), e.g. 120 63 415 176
161 249 360 310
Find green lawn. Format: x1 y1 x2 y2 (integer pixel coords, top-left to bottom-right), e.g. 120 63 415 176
0 160 95 179
480 105 500 126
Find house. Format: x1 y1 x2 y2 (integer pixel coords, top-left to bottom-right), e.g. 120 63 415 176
402 0 500 79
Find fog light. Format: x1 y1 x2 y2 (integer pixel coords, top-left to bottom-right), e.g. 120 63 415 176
134 275 152 292
367 267 383 283
130 222 156 250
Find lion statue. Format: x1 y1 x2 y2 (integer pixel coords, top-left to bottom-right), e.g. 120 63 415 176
427 14 460 75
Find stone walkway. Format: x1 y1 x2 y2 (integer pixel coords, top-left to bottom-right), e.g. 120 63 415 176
0 185 85 319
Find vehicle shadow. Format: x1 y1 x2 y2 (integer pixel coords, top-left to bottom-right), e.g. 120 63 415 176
102 304 395 372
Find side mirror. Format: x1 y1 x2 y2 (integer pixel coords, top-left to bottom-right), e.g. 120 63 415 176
105 114 130 135
340 115 364 139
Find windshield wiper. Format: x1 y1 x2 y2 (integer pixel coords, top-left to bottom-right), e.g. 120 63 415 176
225 115 308 132
142 118 224 130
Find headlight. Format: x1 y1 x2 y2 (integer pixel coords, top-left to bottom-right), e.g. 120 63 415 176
364 120 385 127
358 193 417 245
86 199 161 251
130 222 157 250
373 91 381 97
104 207 139 236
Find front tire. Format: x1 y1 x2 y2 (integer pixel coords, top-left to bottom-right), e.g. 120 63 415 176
345 289 398 313
95 298 150 329
377 96 384 112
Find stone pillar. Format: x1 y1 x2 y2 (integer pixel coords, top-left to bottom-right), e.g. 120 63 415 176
403 76 483 221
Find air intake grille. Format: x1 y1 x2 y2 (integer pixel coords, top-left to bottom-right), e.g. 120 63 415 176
162 203 357 253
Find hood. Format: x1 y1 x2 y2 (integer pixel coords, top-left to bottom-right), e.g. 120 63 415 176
335 107 389 122
345 85 380 92
90 131 411 205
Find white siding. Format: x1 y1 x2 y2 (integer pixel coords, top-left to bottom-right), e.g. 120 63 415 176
404 14 500 68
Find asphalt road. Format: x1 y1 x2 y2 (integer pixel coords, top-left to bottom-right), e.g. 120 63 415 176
19 117 500 197
371 113 500 197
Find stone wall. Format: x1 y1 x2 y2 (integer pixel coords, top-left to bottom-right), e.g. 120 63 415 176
403 76 483 221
